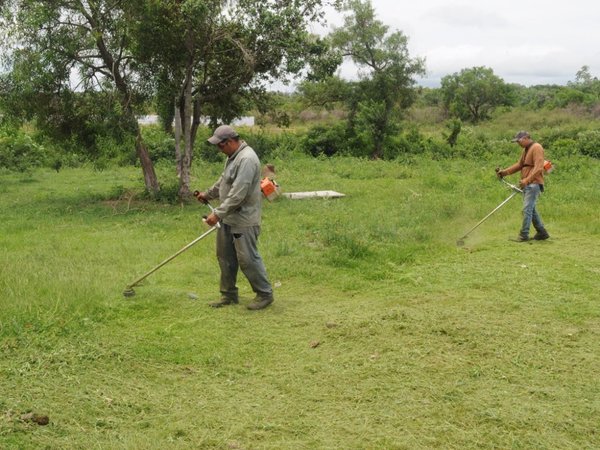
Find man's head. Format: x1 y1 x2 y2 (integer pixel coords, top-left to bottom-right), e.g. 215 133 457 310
208 125 240 155
512 130 532 147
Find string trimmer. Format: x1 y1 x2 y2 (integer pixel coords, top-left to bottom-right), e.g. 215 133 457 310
456 179 522 246
122 202 220 297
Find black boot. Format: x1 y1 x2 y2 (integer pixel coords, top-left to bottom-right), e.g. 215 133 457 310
247 296 274 310
209 297 239 308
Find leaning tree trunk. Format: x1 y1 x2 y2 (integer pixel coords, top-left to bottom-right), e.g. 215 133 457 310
92 31 160 194
135 130 160 194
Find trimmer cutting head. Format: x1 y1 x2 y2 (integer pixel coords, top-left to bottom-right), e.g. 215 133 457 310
121 201 219 299
456 238 465 247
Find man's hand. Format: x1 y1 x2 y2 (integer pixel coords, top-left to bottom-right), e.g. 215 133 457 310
519 179 528 189
495 167 504 179
204 212 220 227
194 191 209 204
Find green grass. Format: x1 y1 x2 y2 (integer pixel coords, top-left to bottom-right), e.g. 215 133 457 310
1 155 599 449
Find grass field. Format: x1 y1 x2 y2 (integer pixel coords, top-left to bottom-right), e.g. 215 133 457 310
1 154 599 449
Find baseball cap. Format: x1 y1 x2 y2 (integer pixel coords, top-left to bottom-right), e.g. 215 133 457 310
207 125 239 145
511 131 530 142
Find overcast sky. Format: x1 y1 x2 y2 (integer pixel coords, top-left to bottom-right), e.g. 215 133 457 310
318 0 600 87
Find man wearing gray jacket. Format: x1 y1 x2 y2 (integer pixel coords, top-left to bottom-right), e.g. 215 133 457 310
195 125 274 310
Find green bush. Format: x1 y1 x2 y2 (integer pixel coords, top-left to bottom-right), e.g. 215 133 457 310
0 125 48 171
536 127 600 159
576 130 600 158
423 139 454 160
382 127 426 159
547 137 579 158
551 87 588 108
92 134 137 170
197 140 223 163
141 125 176 162
194 127 222 162
243 130 285 160
195 127 297 162
267 132 304 160
301 123 349 157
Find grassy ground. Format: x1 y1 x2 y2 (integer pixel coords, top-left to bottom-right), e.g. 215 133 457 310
1 154 599 449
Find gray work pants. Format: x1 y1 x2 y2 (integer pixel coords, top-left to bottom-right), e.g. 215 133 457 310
216 223 273 300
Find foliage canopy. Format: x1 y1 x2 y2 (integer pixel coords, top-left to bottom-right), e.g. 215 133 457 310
440 66 514 123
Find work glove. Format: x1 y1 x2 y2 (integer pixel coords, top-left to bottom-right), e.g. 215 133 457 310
495 167 504 179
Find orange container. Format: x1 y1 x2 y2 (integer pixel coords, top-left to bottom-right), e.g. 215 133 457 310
260 177 279 201
543 160 554 173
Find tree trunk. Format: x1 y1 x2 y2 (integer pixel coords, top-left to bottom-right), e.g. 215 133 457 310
371 108 389 160
91 27 159 194
374 100 395 159
178 65 194 199
135 130 160 194
190 97 202 149
371 142 383 159
174 101 183 179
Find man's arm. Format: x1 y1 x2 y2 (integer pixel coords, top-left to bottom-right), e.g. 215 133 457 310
205 176 223 201
500 160 523 177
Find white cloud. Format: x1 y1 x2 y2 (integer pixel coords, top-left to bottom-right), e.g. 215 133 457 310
323 0 600 86
424 5 509 29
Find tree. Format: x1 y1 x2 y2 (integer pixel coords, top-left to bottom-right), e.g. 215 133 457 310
1 0 160 193
444 118 462 147
131 0 330 198
328 0 425 158
569 65 600 101
574 65 597 86
2 0 329 197
440 66 513 123
298 76 350 109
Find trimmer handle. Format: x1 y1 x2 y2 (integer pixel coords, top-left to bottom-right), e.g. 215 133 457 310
500 178 523 193
195 192 220 228
194 190 218 213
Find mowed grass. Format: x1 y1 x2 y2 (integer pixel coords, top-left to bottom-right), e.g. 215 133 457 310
0 155 599 449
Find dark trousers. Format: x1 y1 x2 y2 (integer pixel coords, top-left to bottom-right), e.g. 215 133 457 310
216 223 273 300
